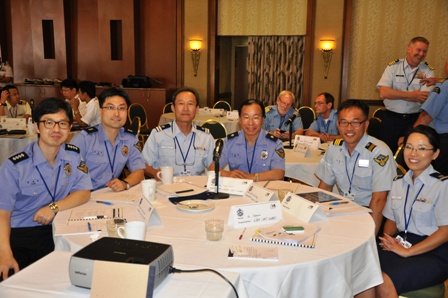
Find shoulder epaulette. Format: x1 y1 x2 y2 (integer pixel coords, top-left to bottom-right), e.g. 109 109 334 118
432 87 441 94
195 125 210 134
155 123 171 132
388 59 399 66
65 143 80 153
84 127 98 134
365 142 377 152
393 174 404 181
124 128 135 135
227 131 239 139
19 100 27 105
424 62 435 71
332 139 344 146
430 172 448 181
265 106 273 113
266 133 278 142
9 152 29 164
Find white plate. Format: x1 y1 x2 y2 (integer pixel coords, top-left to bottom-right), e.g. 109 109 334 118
176 200 215 213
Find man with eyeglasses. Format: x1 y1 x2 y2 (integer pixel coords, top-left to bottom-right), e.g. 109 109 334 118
143 87 215 178
71 88 145 191
305 92 340 142
263 90 304 141
0 98 92 281
315 100 396 236
210 99 285 181
61 79 86 118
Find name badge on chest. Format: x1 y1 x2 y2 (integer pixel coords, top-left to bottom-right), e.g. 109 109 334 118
358 159 369 168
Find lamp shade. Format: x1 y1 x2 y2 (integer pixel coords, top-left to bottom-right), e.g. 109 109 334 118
189 40 202 51
320 39 335 52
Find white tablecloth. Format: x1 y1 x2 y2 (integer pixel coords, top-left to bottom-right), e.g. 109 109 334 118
0 251 245 298
53 177 382 297
159 113 240 135
284 146 325 187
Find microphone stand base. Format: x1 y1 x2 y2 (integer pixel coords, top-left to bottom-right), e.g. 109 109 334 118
212 192 230 200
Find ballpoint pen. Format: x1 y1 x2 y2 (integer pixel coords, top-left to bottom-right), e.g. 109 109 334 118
96 200 113 205
239 228 246 240
87 222 92 232
175 189 194 194
329 201 349 206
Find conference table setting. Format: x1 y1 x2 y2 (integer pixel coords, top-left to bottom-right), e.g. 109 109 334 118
0 173 383 298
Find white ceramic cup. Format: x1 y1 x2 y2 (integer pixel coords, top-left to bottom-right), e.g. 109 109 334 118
117 221 146 240
157 166 174 185
141 179 157 201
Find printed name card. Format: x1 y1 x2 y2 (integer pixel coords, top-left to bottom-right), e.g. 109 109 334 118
294 135 321 149
226 110 239 120
243 184 278 202
293 143 312 158
207 176 252 196
281 192 327 223
0 117 26 130
228 201 282 228
135 197 162 227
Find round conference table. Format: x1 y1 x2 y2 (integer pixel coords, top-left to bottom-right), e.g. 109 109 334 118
159 112 240 135
53 176 382 298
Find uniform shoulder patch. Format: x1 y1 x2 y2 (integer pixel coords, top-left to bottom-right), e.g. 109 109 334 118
195 125 210 134
65 143 80 153
124 128 135 135
393 174 404 181
275 148 285 159
365 142 377 152
266 133 278 142
155 123 171 132
84 127 98 134
388 59 399 66
19 100 27 105
9 152 29 164
425 62 435 71
332 139 344 146
430 172 448 181
227 131 239 139
432 87 441 94
373 154 389 167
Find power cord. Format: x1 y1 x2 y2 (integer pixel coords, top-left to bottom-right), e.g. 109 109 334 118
169 266 239 298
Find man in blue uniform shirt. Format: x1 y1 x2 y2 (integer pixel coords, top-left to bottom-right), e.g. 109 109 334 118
211 99 285 181
263 90 303 141
71 88 145 191
143 87 215 178
0 98 92 280
315 100 396 235
305 92 340 142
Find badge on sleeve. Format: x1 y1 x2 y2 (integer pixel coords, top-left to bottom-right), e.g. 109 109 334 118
134 141 142 152
77 161 88 174
260 150 268 160
122 145 129 156
275 148 285 159
373 154 389 167
64 163 72 176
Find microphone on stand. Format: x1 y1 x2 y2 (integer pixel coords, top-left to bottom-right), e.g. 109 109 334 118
284 110 300 149
212 139 229 199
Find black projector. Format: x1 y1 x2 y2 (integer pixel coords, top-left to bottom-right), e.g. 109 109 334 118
69 237 173 290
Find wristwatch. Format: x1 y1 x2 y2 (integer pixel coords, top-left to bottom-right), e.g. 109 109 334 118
0 103 6 106
255 173 259 182
48 202 59 215
123 180 130 190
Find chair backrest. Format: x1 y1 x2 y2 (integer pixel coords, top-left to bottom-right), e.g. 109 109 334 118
163 103 173 114
367 117 382 139
298 106 316 130
213 100 232 111
128 103 148 129
201 120 227 139
372 107 386 121
394 144 409 172
129 116 141 137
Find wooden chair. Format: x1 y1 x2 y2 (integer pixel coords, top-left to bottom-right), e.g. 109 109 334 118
373 107 386 121
298 106 316 130
128 103 151 143
201 119 227 139
163 102 173 114
213 100 232 111
367 117 382 139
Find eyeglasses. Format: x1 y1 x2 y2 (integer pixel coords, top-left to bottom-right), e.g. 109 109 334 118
102 105 127 112
314 101 327 105
241 115 263 122
338 120 366 128
39 119 71 129
404 144 434 153
278 100 292 108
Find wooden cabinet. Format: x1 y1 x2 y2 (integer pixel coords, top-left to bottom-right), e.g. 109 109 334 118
15 84 62 110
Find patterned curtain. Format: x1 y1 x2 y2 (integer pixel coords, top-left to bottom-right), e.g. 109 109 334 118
247 36 305 108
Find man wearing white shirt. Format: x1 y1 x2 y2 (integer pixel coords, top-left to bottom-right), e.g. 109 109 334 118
71 81 100 127
0 85 32 122
61 79 86 117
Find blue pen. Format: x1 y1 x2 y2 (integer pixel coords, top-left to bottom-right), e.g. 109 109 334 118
329 201 349 206
87 222 92 231
96 200 113 205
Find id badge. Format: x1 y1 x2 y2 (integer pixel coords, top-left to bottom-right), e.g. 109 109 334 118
343 192 355 201
396 235 412 248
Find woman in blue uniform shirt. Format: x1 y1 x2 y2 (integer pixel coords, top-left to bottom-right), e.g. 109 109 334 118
373 125 448 297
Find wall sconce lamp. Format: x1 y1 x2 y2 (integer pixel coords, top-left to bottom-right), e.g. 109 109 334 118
189 39 202 77
320 39 335 79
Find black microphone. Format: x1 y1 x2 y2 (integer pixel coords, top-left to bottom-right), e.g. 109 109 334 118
284 110 300 126
213 139 224 160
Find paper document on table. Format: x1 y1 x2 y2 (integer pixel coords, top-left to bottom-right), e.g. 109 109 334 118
158 182 207 197
90 185 141 204
54 221 103 236
228 245 279 261
263 180 300 193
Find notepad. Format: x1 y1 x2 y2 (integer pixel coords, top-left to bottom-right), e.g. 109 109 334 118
250 233 318 248
298 191 342 203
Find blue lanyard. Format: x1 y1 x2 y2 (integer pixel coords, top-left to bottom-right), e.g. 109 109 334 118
245 138 257 174
174 132 195 172
35 165 61 202
104 141 118 178
403 63 419 91
345 153 360 194
403 184 425 238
